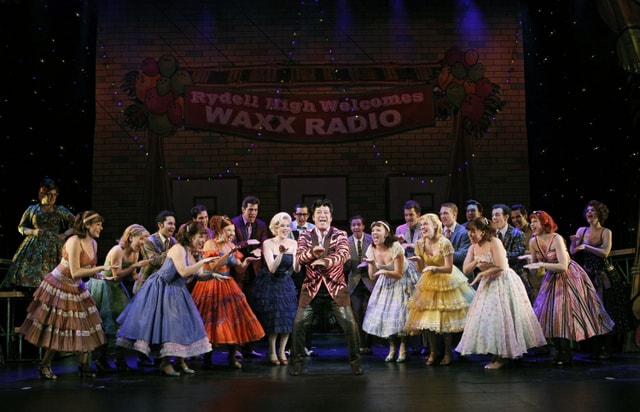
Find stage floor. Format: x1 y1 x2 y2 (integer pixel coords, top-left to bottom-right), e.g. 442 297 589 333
1 333 640 412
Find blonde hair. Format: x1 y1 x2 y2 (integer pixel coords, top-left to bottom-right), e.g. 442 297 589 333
269 212 292 235
118 224 150 249
419 213 443 237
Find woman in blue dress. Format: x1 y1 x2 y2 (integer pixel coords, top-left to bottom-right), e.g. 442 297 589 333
253 212 300 366
116 221 214 376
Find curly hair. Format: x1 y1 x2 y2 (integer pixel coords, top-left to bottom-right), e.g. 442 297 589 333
529 210 558 233
584 200 609 224
269 212 292 236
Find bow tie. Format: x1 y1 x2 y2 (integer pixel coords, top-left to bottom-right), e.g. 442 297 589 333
297 226 306 231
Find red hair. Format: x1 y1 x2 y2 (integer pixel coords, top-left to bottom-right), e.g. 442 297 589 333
529 210 558 233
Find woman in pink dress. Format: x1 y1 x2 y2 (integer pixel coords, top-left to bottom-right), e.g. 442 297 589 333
524 210 614 366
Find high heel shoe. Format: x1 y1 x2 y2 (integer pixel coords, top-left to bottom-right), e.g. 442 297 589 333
228 359 242 369
39 364 57 380
77 363 96 378
279 353 288 365
425 353 437 366
268 353 281 366
439 353 452 366
95 359 116 373
161 365 181 376
396 341 407 363
385 345 396 362
485 357 508 370
176 362 196 374
114 357 135 372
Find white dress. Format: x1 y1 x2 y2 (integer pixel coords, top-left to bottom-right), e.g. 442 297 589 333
455 251 546 358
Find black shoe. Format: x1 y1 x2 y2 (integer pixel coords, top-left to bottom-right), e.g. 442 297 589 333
290 363 303 376
243 350 263 358
351 363 363 375
137 356 155 368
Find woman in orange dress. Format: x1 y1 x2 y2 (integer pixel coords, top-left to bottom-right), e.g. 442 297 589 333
191 215 265 369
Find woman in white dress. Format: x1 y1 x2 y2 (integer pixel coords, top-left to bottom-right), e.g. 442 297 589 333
456 217 546 369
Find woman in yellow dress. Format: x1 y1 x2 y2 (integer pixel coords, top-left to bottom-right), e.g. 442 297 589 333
405 213 475 366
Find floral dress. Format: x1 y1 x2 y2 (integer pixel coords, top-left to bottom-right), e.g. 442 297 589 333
455 249 547 358
2 204 74 289
362 242 420 338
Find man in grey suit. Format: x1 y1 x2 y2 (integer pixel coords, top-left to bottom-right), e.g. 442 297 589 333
344 215 374 354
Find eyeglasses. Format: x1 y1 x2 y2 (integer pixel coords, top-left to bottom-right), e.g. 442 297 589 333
46 192 59 197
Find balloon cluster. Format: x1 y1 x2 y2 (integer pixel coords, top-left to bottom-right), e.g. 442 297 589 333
433 47 505 139
122 54 194 136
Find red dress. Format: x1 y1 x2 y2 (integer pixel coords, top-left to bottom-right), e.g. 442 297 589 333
191 246 264 345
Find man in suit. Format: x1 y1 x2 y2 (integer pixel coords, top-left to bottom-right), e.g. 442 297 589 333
137 209 177 367
178 204 215 240
291 199 362 376
510 203 533 247
231 195 269 358
492 203 530 294
463 199 483 227
395 200 422 257
344 215 374 355
439 202 472 359
439 202 470 274
288 203 316 356
289 203 315 240
139 210 177 286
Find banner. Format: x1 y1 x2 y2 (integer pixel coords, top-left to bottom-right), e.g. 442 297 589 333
184 86 434 143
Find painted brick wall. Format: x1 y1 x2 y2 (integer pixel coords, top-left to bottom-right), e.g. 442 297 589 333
94 0 528 253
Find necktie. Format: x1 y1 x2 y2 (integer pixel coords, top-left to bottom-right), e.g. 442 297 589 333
246 222 252 239
444 228 451 239
409 228 415 242
497 231 503 241
356 239 362 259
164 238 170 251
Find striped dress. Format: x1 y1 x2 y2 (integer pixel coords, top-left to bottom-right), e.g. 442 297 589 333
532 234 614 341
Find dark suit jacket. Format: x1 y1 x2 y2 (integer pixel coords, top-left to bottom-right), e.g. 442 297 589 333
296 226 351 307
344 233 374 294
231 214 269 277
501 225 526 274
448 223 471 272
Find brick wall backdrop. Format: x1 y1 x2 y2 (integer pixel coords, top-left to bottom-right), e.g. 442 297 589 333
94 0 528 253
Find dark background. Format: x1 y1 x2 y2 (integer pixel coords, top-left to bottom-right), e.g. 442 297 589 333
0 0 638 260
